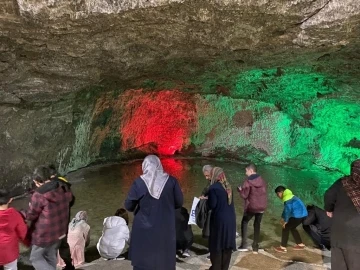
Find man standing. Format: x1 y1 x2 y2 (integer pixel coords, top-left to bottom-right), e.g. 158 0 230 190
324 159 360 270
237 164 267 253
26 166 73 270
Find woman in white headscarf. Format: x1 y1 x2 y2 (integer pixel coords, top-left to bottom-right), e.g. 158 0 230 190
125 155 183 270
57 211 90 268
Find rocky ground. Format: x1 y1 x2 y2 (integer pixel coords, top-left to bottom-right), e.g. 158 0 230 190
18 237 331 270
76 242 331 270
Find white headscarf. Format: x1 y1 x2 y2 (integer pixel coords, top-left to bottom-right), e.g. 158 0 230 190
140 155 169 199
69 211 88 231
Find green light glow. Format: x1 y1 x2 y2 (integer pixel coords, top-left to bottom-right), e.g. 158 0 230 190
191 67 359 173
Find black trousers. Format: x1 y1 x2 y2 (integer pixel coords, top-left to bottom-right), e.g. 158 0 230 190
209 249 232 270
59 236 74 269
281 217 304 247
241 212 263 251
332 247 360 270
303 224 330 250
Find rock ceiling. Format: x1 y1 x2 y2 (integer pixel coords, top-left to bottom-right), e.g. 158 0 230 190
0 0 360 104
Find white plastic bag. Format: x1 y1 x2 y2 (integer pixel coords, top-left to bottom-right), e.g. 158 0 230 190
188 197 200 225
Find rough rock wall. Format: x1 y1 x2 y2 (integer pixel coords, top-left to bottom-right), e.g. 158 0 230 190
1 78 359 190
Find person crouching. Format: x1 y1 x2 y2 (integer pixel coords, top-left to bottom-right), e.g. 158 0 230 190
97 208 130 260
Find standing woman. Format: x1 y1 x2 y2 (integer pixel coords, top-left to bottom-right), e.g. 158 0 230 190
125 155 183 270
207 167 236 270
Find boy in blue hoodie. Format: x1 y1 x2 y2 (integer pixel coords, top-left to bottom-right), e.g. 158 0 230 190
274 186 308 253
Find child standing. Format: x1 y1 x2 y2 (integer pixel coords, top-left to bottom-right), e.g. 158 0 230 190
274 186 308 253
0 189 29 270
97 208 130 260
58 211 90 268
176 207 194 257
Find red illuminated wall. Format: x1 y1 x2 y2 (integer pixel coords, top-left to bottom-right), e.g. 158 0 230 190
120 90 197 155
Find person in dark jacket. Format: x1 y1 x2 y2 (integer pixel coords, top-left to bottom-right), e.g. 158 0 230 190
26 166 73 270
324 159 360 270
49 165 76 270
302 205 331 250
273 186 307 253
238 163 267 253
207 167 236 270
125 155 183 270
176 207 194 257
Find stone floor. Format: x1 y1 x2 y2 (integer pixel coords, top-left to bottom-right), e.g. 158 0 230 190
76 240 331 270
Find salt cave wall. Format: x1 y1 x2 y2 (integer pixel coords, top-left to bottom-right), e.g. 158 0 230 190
1 67 360 189
62 67 360 178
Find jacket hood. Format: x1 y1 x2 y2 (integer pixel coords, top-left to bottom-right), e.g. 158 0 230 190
37 181 65 203
103 216 127 229
282 189 294 202
247 175 265 188
351 159 360 185
0 207 16 219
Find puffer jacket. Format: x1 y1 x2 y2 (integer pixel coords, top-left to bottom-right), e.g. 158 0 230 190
97 216 130 259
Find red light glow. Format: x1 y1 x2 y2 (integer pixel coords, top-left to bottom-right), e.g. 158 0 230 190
120 89 196 155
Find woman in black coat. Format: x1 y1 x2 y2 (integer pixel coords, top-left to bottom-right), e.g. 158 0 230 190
125 155 183 270
324 159 360 270
207 167 236 270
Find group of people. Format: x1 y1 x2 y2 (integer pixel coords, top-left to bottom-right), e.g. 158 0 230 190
0 156 360 270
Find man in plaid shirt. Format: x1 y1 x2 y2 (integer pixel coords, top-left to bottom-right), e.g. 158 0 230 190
26 166 73 270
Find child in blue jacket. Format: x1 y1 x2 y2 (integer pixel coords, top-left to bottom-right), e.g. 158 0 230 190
274 186 308 253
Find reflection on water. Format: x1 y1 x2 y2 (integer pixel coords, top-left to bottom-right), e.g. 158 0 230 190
12 158 341 256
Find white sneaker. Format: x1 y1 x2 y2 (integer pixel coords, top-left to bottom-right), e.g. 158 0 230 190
182 250 190 257
237 247 249 252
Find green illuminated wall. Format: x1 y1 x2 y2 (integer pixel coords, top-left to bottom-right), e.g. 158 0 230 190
191 67 360 174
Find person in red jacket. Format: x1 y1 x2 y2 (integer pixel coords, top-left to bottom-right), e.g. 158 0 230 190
237 163 267 254
0 189 29 270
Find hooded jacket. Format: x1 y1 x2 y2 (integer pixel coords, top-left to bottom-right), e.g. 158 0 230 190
0 208 29 265
26 181 73 246
97 216 130 259
239 174 267 213
281 189 307 222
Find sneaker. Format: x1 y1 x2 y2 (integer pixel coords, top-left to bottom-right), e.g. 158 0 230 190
273 246 287 253
252 251 259 254
176 254 179 259
293 244 305 250
182 250 190 257
115 257 125 261
237 246 249 252
206 255 210 260
236 232 240 238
